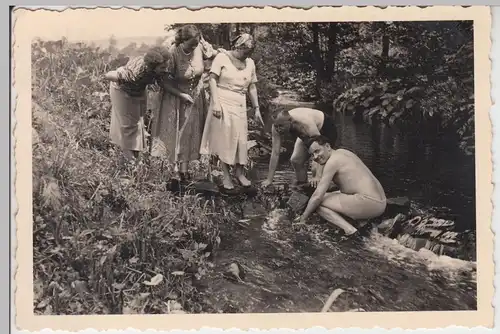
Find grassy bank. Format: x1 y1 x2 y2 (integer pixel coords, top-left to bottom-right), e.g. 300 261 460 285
32 40 232 315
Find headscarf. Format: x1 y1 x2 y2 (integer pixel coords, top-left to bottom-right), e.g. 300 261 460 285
231 33 255 50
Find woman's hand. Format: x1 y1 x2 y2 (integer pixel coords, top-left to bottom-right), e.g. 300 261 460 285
179 93 194 104
254 107 264 126
212 102 222 118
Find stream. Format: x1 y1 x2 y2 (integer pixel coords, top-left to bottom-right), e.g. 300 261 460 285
197 90 477 313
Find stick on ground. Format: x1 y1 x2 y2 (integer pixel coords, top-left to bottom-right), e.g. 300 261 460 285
321 288 345 312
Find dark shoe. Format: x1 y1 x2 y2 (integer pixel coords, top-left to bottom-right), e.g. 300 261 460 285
179 172 192 183
166 178 181 193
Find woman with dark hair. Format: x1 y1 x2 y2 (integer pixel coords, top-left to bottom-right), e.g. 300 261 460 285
150 24 220 181
104 46 169 162
200 33 264 191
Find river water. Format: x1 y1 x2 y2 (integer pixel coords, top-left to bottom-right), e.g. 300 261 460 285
195 90 477 314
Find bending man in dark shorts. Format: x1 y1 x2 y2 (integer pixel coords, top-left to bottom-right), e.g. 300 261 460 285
296 135 387 239
262 107 338 188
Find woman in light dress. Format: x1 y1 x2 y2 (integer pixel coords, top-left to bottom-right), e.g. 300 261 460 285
200 33 264 191
103 47 169 162
150 25 220 181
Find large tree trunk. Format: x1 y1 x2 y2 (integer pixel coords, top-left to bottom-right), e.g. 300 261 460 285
219 24 231 49
378 23 390 76
310 23 326 97
249 24 256 38
325 23 338 82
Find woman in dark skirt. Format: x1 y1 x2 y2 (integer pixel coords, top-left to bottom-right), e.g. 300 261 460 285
103 47 169 162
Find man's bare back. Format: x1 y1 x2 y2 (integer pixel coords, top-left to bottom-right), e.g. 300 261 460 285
262 107 338 188
327 149 386 201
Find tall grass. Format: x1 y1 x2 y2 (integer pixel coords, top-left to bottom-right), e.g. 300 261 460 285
32 39 229 315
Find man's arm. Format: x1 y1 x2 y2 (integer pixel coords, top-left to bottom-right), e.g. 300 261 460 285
300 156 338 221
263 125 281 185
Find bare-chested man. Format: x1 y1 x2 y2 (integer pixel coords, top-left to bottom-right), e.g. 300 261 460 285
296 135 387 240
262 107 338 188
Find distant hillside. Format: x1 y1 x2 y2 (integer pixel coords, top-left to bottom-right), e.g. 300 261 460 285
85 35 168 49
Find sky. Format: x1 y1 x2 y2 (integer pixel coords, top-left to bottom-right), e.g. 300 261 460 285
28 8 170 42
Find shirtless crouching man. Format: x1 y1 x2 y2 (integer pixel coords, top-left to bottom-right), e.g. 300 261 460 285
296 135 387 240
262 107 338 188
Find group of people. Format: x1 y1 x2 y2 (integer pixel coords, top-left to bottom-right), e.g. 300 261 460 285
265 107 387 240
104 25 263 190
103 24 387 241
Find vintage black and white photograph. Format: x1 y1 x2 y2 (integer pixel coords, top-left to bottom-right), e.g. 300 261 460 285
14 5 493 331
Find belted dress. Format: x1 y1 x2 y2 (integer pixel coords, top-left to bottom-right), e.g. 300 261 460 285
199 52 258 166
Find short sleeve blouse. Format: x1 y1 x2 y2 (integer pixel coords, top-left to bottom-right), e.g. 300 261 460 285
210 53 258 92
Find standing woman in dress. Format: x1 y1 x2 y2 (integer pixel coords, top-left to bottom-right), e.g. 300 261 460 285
200 33 264 190
150 25 219 181
103 47 169 162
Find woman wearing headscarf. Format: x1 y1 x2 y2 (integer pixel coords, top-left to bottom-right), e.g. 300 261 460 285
150 25 220 181
103 46 169 162
200 33 264 191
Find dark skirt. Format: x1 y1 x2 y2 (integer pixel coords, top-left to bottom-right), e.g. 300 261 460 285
109 84 146 151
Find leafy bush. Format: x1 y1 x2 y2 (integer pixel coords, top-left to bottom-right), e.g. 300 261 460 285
333 76 474 155
334 80 425 125
32 39 231 315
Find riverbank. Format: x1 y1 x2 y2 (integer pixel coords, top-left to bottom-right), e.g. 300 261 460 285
32 86 478 315
196 192 476 313
187 89 477 314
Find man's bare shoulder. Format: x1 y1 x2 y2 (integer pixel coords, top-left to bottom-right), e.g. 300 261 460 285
324 150 343 168
325 149 354 167
336 148 354 154
335 148 359 159
330 149 351 159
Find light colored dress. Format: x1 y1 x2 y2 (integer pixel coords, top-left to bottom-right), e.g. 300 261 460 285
150 41 217 163
109 56 158 152
200 52 258 165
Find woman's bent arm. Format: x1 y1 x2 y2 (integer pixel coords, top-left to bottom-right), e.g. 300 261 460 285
104 71 120 82
162 79 185 97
